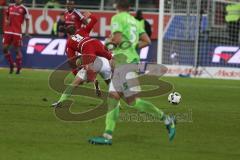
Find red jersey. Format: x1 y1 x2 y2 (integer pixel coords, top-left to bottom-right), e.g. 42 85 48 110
65 14 98 76
4 4 29 36
79 14 97 37
66 34 112 66
64 9 84 31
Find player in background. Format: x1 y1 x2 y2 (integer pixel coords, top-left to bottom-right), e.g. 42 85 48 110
64 0 86 33
66 11 97 74
52 25 113 107
64 0 101 95
64 0 85 75
63 0 101 95
2 0 29 74
89 0 176 145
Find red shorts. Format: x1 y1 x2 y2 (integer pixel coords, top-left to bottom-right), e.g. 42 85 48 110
2 33 22 47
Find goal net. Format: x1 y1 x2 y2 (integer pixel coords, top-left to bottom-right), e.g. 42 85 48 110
160 0 240 77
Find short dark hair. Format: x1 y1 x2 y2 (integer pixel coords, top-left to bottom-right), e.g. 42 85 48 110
116 0 130 10
66 0 74 4
135 10 143 20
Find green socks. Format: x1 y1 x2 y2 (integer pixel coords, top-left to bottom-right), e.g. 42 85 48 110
105 97 120 134
131 98 166 120
104 97 166 136
58 85 75 102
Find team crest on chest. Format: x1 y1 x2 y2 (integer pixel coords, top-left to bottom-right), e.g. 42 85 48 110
19 8 23 13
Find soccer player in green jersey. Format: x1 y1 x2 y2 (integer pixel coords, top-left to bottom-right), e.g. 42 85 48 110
89 0 176 145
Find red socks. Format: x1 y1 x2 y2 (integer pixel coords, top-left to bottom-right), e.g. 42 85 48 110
16 57 22 71
4 53 14 67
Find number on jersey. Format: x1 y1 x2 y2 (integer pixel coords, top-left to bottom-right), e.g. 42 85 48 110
72 34 83 42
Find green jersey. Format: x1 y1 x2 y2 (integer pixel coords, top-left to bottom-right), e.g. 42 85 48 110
110 12 145 64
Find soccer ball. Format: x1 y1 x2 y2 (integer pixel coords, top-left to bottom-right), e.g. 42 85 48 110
168 92 181 105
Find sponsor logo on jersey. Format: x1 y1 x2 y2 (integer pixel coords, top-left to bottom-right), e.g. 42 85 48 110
19 8 23 13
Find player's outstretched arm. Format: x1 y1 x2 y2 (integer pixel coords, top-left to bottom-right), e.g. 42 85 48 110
83 12 98 34
5 6 10 26
25 19 30 36
66 47 77 69
138 33 151 49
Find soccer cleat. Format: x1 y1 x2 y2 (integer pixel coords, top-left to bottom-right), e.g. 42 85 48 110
9 65 14 74
165 115 176 141
16 69 21 74
94 80 102 97
95 88 102 97
88 136 112 145
51 101 63 108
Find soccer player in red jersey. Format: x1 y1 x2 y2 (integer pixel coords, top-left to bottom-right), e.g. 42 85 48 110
52 25 113 107
66 11 98 75
2 0 29 74
66 25 112 82
63 7 100 96
79 11 97 37
64 1 97 75
64 0 85 33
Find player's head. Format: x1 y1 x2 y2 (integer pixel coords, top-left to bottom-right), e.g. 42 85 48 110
59 12 65 21
116 0 130 11
66 0 75 12
66 25 76 35
135 10 143 20
15 0 23 5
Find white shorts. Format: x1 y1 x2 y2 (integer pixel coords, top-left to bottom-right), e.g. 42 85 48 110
109 69 141 98
76 56 112 81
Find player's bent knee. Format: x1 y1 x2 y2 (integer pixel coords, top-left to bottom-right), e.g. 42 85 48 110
76 68 87 81
126 96 138 106
72 77 84 86
14 48 22 56
109 92 121 100
3 46 9 54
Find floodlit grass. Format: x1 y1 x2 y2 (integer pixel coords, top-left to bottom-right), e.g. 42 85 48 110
0 68 240 160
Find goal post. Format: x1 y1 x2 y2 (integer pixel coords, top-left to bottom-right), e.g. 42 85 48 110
157 0 240 79
157 0 165 64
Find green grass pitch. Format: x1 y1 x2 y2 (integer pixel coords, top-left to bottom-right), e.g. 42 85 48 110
0 68 240 160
